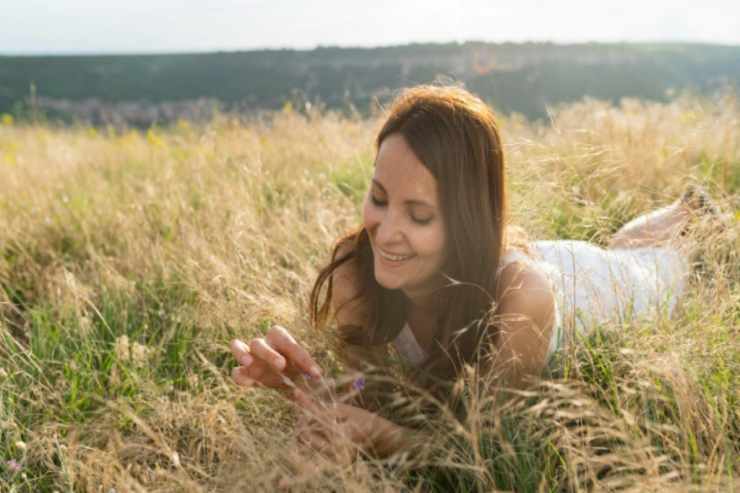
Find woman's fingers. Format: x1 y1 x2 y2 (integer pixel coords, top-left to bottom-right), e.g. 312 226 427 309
297 425 354 465
229 339 253 367
231 366 254 388
233 326 322 380
294 388 328 419
249 337 288 372
297 418 340 459
266 326 322 377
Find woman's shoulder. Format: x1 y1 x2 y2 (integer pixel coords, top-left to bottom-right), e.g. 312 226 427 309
497 249 533 275
490 250 556 377
496 250 554 319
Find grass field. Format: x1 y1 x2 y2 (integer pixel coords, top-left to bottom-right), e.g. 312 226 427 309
1 91 740 492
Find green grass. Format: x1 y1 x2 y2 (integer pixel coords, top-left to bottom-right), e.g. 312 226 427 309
1 92 740 491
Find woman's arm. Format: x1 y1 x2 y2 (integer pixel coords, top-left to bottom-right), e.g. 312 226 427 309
481 258 556 391
292 242 435 460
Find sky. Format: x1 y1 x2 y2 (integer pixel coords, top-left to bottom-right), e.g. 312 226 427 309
2 0 740 55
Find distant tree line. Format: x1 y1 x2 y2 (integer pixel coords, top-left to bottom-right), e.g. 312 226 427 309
1 42 739 124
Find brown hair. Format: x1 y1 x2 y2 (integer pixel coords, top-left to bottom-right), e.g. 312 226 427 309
310 83 522 385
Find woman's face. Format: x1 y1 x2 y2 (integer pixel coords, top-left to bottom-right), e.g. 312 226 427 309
362 133 447 304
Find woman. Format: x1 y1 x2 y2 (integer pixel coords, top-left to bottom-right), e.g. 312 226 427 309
230 84 712 463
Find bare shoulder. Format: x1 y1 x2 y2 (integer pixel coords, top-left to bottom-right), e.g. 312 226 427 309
486 257 555 385
496 257 555 324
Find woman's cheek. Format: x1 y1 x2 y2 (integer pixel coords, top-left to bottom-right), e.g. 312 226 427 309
414 227 445 258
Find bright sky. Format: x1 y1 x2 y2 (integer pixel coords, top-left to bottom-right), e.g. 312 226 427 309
2 0 739 55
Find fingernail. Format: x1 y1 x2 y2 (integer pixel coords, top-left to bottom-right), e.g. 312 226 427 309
293 388 300 398
310 365 321 377
243 377 254 387
274 358 285 370
241 355 253 366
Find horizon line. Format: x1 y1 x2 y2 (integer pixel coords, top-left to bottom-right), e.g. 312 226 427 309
2 39 740 58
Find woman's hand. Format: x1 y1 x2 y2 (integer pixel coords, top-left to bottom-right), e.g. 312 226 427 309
230 325 322 390
291 388 398 465
280 390 430 489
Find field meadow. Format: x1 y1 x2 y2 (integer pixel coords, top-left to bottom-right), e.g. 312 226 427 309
1 90 740 492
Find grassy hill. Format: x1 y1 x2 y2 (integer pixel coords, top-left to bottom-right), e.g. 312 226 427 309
1 42 740 122
1 91 739 491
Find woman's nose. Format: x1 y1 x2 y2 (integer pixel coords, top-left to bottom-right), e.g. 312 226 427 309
377 210 404 245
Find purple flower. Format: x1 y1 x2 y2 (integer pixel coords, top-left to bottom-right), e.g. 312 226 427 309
301 371 314 381
7 460 20 470
351 377 366 391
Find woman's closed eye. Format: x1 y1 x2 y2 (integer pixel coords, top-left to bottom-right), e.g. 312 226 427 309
410 214 433 226
371 191 434 226
370 191 386 207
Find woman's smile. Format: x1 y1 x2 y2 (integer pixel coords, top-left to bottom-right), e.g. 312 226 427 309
378 248 417 263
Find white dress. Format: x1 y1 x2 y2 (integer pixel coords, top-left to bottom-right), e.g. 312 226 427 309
392 241 691 365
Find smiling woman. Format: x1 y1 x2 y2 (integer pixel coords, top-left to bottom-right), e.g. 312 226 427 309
309 84 539 386
230 83 709 466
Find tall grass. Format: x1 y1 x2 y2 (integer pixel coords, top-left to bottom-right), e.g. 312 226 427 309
1 91 739 492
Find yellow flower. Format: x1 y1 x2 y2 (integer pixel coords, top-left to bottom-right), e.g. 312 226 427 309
1 113 13 125
3 154 17 166
283 101 293 113
147 129 165 148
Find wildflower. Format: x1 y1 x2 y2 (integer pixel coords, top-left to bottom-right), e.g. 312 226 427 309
146 129 165 148
1 113 13 125
114 335 130 360
7 459 20 470
2 153 17 166
131 341 149 364
351 377 365 391
301 371 314 381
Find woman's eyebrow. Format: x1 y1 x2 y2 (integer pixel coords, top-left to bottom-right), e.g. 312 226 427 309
371 178 438 210
371 178 387 194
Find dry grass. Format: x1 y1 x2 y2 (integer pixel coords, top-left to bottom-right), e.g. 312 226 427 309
1 91 739 492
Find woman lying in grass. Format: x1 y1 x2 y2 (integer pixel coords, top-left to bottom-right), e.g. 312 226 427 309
230 84 722 465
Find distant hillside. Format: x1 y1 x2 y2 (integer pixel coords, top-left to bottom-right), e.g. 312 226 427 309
1 42 739 124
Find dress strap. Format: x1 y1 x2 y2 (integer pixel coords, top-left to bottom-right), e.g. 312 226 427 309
497 250 529 276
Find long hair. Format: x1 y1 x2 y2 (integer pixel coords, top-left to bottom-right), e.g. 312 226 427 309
310 84 519 385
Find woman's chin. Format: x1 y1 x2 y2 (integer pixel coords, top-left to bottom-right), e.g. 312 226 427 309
373 269 406 291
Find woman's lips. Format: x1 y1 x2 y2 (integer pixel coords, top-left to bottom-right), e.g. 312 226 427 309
377 248 417 267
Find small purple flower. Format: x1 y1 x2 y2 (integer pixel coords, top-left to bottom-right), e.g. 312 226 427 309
301 371 314 381
7 460 20 470
351 377 366 391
